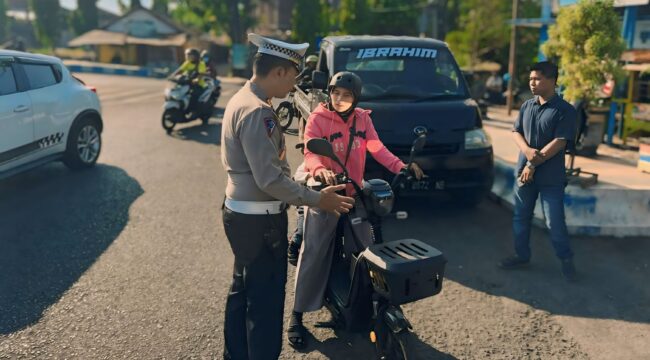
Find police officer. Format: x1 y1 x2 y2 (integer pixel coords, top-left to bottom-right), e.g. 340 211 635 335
220 33 355 360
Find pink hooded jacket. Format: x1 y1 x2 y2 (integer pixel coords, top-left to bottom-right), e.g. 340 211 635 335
304 103 405 196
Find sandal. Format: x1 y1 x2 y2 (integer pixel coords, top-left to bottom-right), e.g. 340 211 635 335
287 322 307 349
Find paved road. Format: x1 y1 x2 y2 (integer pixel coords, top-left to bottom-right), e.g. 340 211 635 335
1 74 648 359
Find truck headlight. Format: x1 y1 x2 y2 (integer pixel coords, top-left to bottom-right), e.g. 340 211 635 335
465 128 492 150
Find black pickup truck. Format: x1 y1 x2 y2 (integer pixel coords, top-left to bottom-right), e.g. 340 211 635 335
292 35 494 205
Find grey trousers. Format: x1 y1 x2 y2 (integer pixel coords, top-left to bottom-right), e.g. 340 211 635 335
292 205 373 313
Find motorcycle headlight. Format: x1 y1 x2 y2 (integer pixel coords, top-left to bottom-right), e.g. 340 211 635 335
465 128 492 150
363 179 394 217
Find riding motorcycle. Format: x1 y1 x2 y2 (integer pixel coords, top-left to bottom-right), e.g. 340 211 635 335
161 72 220 133
305 132 447 359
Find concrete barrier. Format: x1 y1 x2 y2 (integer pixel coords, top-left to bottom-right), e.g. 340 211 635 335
491 158 650 238
64 61 168 78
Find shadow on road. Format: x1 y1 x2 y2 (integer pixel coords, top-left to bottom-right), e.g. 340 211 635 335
0 163 143 334
382 197 650 326
292 327 456 359
172 122 222 145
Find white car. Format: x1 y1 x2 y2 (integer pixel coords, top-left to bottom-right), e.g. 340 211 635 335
0 50 103 179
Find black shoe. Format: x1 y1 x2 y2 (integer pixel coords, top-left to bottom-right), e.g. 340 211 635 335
287 311 307 349
561 258 577 282
287 234 302 266
497 255 530 269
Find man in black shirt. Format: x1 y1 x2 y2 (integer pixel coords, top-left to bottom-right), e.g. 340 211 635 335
498 61 578 281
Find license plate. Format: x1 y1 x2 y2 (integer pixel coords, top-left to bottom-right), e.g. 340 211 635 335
411 180 430 191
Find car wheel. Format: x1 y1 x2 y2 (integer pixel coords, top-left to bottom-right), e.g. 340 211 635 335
63 117 102 170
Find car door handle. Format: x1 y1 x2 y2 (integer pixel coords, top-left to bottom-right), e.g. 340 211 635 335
13 105 30 113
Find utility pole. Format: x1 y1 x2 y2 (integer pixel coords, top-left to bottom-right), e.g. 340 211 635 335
506 0 518 115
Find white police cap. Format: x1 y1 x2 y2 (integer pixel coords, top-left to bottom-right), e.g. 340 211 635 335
248 33 309 66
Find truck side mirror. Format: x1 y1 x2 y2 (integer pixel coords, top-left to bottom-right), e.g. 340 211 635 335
312 71 328 90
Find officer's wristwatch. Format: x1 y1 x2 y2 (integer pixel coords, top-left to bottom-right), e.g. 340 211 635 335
526 161 536 170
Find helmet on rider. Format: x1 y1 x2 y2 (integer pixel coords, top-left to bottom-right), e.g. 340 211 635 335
185 48 200 63
200 49 210 63
328 71 362 100
305 55 318 66
328 71 362 117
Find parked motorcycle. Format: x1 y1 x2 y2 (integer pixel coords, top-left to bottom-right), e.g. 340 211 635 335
161 73 220 133
275 91 296 131
305 132 447 359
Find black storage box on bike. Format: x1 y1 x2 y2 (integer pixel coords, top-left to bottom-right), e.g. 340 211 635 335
362 239 446 305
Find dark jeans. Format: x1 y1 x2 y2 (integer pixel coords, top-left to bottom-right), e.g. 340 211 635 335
294 206 305 237
222 208 288 360
513 182 573 261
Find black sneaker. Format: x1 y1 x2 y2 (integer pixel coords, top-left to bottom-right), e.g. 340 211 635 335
497 255 530 270
287 234 302 266
561 258 577 282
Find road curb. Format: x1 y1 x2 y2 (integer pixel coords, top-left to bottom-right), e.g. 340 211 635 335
64 61 168 78
491 158 650 237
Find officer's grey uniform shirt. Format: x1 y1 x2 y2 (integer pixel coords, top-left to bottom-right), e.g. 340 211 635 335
513 95 577 186
221 81 321 207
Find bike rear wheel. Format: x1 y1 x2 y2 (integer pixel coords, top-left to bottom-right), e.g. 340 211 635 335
373 317 410 360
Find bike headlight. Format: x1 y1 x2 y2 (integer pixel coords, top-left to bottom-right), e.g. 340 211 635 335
465 128 492 150
363 179 394 217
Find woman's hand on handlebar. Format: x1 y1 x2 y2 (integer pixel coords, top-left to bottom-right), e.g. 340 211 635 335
407 162 424 180
315 168 337 185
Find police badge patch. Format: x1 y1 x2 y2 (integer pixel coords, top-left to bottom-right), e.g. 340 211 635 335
264 117 276 137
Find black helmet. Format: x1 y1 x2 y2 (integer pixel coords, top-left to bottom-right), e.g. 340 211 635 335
185 48 200 58
328 71 362 100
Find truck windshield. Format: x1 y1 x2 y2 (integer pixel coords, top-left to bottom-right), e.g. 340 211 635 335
335 46 469 102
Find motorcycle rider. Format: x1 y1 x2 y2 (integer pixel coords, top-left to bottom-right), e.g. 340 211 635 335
296 55 318 89
286 71 424 349
170 48 207 111
200 49 218 78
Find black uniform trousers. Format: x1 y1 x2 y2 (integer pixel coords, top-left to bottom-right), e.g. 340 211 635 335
222 207 288 360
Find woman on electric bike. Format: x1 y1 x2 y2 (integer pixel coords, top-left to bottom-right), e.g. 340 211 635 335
287 71 424 349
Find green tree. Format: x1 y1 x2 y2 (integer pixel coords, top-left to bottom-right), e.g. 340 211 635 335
339 0 370 35
70 0 98 35
292 0 328 44
0 0 8 42
152 0 168 14
444 0 509 67
368 0 420 36
29 0 61 49
118 0 142 13
172 0 256 44
542 0 625 102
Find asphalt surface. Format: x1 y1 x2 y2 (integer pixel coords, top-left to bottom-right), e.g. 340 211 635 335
0 74 648 359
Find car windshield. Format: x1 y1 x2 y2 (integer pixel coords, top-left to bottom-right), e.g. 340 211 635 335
335 46 468 102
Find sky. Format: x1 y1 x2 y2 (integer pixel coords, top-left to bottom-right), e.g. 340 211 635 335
59 0 154 15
